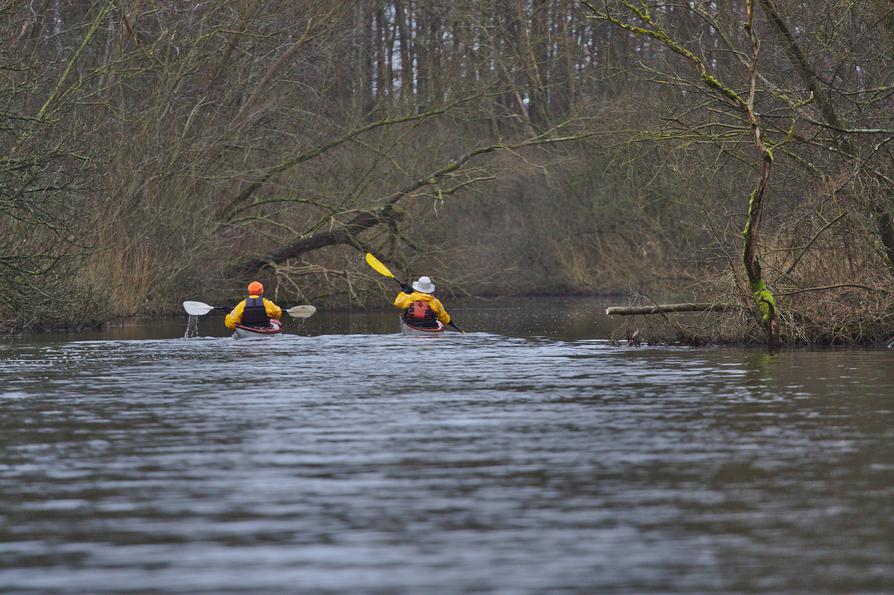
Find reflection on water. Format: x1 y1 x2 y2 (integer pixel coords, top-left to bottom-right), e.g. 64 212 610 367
1 300 893 592
3 296 623 344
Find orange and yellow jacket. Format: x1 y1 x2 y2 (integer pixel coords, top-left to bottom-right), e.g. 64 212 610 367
224 294 283 329
393 291 451 325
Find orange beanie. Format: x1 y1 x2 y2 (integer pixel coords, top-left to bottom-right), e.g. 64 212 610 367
247 281 264 295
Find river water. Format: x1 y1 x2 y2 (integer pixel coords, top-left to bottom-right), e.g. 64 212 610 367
2 299 893 592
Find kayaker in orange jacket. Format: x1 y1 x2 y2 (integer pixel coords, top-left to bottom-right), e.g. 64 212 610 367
225 281 283 329
393 276 451 328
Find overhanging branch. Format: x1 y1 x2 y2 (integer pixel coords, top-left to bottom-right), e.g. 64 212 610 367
226 130 596 275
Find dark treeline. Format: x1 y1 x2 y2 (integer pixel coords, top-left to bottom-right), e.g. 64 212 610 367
1 0 893 344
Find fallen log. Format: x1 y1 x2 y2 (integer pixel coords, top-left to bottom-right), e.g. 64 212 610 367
605 303 739 316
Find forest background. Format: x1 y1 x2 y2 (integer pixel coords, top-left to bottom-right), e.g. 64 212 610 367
2 0 893 345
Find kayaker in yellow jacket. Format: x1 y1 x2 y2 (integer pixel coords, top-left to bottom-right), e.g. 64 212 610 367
393 276 451 328
225 281 283 329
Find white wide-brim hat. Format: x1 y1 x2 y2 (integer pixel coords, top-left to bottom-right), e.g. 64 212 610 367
412 276 436 293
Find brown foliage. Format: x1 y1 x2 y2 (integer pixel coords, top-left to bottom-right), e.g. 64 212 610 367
1 1 893 345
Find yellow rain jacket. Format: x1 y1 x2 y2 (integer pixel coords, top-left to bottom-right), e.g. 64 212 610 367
225 294 283 329
393 291 451 324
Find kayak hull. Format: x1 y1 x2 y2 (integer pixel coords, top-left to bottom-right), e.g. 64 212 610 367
232 318 284 339
399 317 447 336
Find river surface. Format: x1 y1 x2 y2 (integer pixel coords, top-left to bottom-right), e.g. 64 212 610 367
2 298 893 592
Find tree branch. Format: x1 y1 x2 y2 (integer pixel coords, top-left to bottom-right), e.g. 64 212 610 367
225 130 596 275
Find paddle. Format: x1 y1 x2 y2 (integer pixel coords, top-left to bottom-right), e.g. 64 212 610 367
364 252 465 333
182 301 316 318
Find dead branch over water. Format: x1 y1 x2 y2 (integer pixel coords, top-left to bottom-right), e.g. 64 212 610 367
606 303 739 316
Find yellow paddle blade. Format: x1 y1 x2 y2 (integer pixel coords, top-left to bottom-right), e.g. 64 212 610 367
364 252 395 278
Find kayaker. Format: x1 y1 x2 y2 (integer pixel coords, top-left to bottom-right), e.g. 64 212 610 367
393 276 451 329
225 281 283 330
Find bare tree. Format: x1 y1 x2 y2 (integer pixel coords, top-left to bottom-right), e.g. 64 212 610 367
588 0 781 344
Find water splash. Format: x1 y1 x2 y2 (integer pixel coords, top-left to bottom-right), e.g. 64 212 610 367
184 315 199 338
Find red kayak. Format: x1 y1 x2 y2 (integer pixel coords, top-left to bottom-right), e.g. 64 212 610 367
232 318 284 339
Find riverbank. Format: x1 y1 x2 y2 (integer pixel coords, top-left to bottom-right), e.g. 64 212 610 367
3 294 893 348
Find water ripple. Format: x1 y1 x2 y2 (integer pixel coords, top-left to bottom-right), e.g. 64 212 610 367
1 333 893 592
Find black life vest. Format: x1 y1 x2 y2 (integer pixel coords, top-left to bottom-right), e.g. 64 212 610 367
241 296 270 327
405 299 435 321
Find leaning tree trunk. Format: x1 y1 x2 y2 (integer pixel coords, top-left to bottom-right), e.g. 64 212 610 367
743 0 779 346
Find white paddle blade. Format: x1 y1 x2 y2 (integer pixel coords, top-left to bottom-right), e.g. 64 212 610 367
183 301 215 316
286 305 316 318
